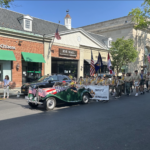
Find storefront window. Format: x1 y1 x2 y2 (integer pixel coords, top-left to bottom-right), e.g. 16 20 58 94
22 60 42 84
52 58 78 78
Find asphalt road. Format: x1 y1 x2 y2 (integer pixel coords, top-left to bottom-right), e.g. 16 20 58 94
0 92 150 150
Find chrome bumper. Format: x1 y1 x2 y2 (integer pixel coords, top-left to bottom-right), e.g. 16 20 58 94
25 96 43 105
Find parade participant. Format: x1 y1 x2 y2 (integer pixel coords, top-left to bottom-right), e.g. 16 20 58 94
102 75 110 86
68 74 73 80
146 72 149 92
129 73 133 93
133 70 141 96
115 76 124 99
84 75 90 85
90 76 95 85
77 76 84 85
91 76 96 85
121 73 125 94
110 75 116 96
70 82 77 93
94 73 98 82
140 70 146 94
96 76 103 85
124 73 132 96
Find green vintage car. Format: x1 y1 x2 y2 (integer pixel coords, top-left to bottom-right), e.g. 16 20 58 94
26 83 94 110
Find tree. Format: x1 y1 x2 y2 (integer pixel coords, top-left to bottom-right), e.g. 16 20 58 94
110 38 138 75
0 0 14 8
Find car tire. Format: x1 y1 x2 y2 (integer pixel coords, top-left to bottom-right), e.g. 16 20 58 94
44 97 56 110
28 102 39 108
82 93 89 104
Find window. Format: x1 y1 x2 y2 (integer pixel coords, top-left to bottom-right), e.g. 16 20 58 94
63 75 70 80
109 40 112 46
25 20 30 29
49 75 58 81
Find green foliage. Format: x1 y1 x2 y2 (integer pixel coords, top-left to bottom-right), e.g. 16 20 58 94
0 0 13 8
110 37 138 74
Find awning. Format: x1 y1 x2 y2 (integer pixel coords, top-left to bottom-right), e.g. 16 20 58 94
22 52 45 63
84 59 107 65
0 50 16 61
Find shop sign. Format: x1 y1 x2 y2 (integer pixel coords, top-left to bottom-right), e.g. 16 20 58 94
0 44 15 50
59 49 77 57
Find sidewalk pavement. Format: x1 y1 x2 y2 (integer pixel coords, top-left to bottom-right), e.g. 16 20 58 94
0 87 21 97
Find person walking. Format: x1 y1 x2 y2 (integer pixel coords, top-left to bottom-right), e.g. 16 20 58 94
110 75 116 96
84 75 90 85
146 72 149 92
121 73 125 94
3 75 10 99
129 73 134 93
146 72 150 92
133 70 141 96
77 76 84 85
140 70 146 94
115 76 124 99
124 73 132 96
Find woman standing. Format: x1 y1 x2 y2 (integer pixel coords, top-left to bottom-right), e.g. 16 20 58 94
3 75 10 99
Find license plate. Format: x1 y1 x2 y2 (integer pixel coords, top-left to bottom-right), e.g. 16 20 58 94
22 89 25 91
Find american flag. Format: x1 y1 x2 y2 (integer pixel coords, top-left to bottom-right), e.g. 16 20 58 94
147 54 150 63
90 50 95 76
107 53 115 75
55 28 61 40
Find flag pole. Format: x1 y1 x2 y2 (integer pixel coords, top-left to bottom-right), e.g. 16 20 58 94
49 21 60 54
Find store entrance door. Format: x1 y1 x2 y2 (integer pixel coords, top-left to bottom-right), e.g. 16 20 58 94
0 64 3 81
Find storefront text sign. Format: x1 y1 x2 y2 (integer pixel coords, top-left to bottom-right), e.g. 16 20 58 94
59 49 77 57
0 44 15 50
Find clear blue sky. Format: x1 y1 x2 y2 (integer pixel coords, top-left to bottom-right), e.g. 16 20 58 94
8 1 143 28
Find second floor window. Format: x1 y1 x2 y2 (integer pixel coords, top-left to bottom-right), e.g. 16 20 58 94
25 20 30 29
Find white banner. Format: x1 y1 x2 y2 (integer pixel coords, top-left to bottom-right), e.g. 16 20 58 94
76 85 109 100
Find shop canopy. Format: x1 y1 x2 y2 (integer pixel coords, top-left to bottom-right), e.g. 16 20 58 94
0 50 16 61
22 52 46 63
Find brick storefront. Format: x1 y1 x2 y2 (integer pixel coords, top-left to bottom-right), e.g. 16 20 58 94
0 36 44 87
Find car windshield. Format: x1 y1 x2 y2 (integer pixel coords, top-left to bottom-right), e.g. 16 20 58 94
38 76 49 82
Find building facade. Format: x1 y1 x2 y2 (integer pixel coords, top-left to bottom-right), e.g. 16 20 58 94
0 8 110 87
81 15 150 73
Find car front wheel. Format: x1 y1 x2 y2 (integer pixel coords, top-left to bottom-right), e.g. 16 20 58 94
82 93 89 104
44 97 56 110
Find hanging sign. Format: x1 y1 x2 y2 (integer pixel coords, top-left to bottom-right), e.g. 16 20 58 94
0 44 15 50
59 49 77 57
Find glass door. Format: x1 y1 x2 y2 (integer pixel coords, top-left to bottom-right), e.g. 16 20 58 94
0 64 3 81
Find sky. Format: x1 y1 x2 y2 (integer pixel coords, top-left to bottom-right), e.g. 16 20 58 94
7 0 143 28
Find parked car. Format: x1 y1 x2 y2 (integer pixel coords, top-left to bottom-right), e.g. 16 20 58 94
26 82 94 110
21 74 72 95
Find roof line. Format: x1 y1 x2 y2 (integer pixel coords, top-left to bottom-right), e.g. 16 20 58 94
0 7 65 27
79 15 132 28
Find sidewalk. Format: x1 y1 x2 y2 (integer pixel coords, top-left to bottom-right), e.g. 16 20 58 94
0 87 21 97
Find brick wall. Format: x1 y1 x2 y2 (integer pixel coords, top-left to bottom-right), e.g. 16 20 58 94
51 45 80 60
0 36 44 87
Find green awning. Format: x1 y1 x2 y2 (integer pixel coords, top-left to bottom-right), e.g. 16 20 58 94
0 50 16 61
22 52 45 63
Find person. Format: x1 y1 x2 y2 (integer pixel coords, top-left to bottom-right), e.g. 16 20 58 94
133 70 141 96
146 72 149 92
110 75 116 96
3 75 10 99
129 73 133 93
68 74 73 80
96 76 103 85
121 73 125 94
140 70 146 94
102 75 110 86
77 76 84 85
70 82 77 93
124 73 132 96
94 73 98 82
90 76 95 85
84 75 90 85
62 81 68 87
115 76 124 99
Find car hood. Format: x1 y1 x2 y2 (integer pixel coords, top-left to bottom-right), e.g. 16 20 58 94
23 81 47 87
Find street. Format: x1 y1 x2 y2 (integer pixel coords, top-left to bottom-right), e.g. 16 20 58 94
0 93 150 150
